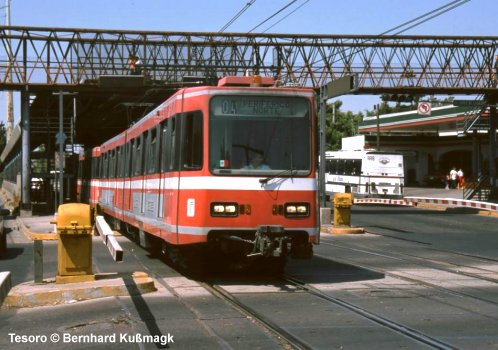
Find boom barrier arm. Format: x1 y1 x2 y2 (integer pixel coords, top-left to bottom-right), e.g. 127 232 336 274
95 216 123 262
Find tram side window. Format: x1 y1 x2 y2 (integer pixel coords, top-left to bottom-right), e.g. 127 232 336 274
130 139 135 176
92 156 100 179
109 149 116 178
101 152 109 179
145 126 160 174
132 135 144 176
181 111 203 170
117 145 123 178
170 117 178 170
160 119 171 172
123 142 132 177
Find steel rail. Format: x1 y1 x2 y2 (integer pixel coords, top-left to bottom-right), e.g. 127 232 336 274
286 276 459 350
201 281 314 350
318 240 498 307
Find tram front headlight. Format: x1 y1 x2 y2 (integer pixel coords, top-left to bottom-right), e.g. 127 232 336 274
213 205 225 213
225 204 237 213
285 203 310 217
297 205 308 214
210 202 238 217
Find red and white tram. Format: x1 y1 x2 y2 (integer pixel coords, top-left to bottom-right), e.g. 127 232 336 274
78 75 318 270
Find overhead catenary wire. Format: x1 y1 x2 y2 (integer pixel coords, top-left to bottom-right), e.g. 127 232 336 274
219 0 257 33
248 0 299 33
308 0 471 69
261 0 310 34
387 0 471 36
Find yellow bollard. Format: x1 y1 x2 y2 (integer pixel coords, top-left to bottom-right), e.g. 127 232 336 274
333 193 353 227
330 193 364 234
52 203 95 284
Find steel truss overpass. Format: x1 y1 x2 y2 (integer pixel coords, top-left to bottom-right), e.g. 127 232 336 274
0 26 497 94
0 26 497 213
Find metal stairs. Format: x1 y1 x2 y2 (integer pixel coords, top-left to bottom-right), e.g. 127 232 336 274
456 95 489 135
463 175 491 201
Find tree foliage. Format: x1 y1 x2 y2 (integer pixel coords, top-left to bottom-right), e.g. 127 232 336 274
324 96 453 150
324 100 363 150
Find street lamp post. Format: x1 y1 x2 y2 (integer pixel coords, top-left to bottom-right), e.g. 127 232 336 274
52 91 77 210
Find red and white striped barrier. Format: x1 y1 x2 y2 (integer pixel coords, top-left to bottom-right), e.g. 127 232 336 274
353 198 416 206
405 197 498 212
353 196 498 213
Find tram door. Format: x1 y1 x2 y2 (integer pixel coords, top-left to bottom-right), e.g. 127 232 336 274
131 135 145 217
122 141 133 217
143 126 161 222
161 116 180 244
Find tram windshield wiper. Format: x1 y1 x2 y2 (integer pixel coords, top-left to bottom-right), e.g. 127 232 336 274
259 168 297 185
260 152 296 185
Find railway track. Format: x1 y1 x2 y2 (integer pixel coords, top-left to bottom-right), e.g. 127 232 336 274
319 237 498 307
120 228 498 349
285 277 458 350
124 236 459 349
199 276 460 350
201 281 312 350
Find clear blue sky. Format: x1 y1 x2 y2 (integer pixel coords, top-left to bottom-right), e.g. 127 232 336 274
2 0 497 124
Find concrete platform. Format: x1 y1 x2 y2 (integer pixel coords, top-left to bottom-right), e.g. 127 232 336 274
328 226 365 235
0 213 157 310
16 214 57 240
2 271 157 309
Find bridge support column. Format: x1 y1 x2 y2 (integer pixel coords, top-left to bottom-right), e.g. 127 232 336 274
21 89 31 216
489 102 497 199
472 133 480 178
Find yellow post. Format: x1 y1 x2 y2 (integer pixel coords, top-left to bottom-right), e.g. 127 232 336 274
330 193 364 234
53 203 95 284
333 193 353 226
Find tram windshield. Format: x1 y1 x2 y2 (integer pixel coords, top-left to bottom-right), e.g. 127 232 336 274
209 95 311 176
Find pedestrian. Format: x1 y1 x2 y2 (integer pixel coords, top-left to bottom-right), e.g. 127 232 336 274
449 167 458 189
128 54 138 75
457 168 465 189
135 57 143 75
445 174 450 190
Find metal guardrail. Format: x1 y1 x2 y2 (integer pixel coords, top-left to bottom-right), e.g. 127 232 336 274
457 104 487 134
463 175 491 201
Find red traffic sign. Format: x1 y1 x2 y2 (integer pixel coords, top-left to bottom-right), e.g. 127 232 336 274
417 102 431 115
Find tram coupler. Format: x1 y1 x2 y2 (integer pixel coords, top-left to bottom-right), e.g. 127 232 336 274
247 225 290 258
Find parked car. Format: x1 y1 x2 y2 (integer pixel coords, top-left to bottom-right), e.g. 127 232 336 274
423 172 447 187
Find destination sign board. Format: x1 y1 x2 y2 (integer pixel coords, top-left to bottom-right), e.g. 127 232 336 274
211 96 309 118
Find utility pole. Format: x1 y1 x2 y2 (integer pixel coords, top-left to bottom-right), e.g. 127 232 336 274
489 101 497 193
319 87 327 209
52 91 77 210
5 0 13 142
375 104 380 150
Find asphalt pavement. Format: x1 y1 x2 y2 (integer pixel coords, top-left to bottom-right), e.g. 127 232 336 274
1 187 497 349
403 186 464 199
